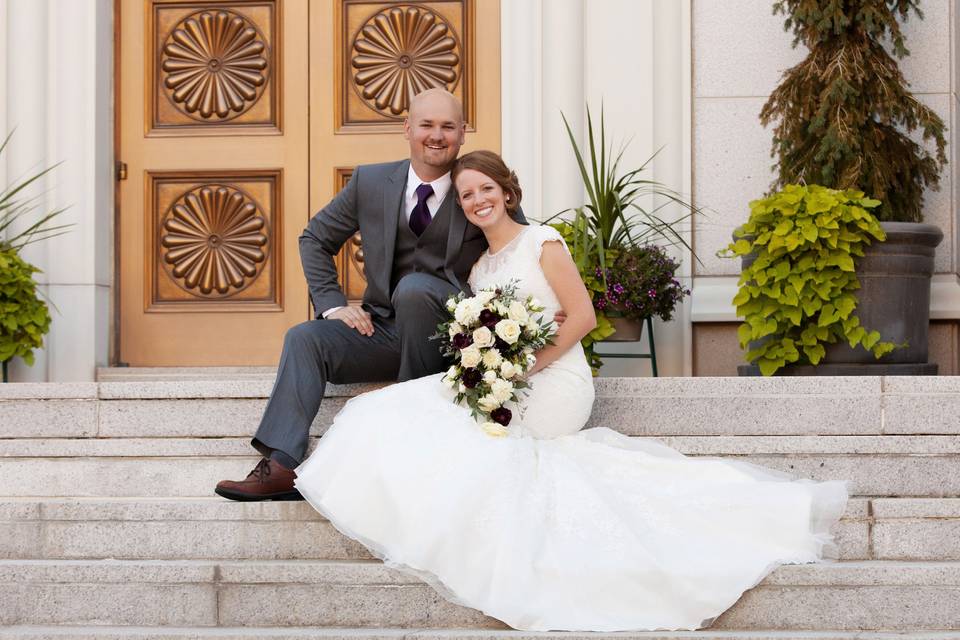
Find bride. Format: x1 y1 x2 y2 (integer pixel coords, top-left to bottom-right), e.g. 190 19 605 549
294 150 848 632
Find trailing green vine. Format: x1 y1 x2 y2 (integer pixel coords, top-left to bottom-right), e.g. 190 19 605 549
721 184 896 375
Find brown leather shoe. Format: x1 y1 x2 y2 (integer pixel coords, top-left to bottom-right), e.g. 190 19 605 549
215 458 304 501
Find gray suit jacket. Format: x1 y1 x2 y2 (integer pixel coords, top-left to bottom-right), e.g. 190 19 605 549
300 159 526 319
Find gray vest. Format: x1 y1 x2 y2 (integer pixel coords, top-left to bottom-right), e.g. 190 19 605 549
390 193 454 292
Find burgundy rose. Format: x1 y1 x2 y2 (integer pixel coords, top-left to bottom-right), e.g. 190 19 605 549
461 368 482 389
452 333 473 350
490 407 512 426
479 308 501 329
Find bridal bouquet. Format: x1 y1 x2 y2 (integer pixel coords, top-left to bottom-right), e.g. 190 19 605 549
433 281 556 437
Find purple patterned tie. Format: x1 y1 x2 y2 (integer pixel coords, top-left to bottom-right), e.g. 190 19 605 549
409 183 434 237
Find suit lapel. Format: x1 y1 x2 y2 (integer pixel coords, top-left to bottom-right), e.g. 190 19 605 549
382 160 409 280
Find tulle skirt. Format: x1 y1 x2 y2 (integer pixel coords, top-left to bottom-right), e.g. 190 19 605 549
295 372 848 631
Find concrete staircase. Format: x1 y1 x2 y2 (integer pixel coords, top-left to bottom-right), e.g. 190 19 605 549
1 369 959 638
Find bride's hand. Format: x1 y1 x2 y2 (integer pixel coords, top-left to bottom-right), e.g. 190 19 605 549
553 310 567 326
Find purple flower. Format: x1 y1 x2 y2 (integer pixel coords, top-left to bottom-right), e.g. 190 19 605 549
479 308 500 329
461 368 482 389
490 406 512 426
452 333 473 350
494 336 510 352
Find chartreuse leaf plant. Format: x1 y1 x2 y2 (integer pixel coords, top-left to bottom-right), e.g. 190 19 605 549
0 131 71 382
721 184 897 376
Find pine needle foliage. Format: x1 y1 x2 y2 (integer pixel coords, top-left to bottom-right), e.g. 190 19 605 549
760 0 947 222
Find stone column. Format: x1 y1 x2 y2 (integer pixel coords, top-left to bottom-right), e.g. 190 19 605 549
2 0 113 382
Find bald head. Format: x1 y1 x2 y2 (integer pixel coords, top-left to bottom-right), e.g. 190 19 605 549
404 88 466 181
408 88 463 125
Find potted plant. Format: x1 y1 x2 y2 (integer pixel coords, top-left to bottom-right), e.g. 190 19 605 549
547 106 700 372
741 0 947 375
0 132 71 382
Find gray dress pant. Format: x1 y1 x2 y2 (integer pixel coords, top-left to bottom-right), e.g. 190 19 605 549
252 273 460 463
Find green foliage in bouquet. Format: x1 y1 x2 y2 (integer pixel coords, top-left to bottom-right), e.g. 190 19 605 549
760 0 946 222
0 131 71 381
721 184 896 376
546 105 700 373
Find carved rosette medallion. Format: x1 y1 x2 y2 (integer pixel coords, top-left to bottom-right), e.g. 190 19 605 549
161 10 270 122
160 185 269 297
351 5 462 116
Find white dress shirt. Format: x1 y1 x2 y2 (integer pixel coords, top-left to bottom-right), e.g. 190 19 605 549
322 166 453 318
404 165 452 222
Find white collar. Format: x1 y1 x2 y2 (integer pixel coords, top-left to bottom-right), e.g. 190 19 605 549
406 164 452 204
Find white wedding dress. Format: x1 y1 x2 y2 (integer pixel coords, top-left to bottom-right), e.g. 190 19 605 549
294 225 848 632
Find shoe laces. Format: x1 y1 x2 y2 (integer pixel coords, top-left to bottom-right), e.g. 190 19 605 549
247 458 272 482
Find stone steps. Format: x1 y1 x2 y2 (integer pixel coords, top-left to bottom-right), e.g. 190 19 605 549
4 629 959 640
1 559 958 630
5 376 960 439
0 435 956 497
1 496 958 563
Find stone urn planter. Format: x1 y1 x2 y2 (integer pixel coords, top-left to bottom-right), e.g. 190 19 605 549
738 222 942 376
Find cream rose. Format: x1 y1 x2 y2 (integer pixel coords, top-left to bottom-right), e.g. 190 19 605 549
494 319 522 344
482 370 498 385
448 322 463 339
490 378 514 403
475 290 496 305
472 326 494 348
460 345 482 368
482 348 503 369
499 360 518 379
478 394 500 412
482 422 509 437
507 300 529 323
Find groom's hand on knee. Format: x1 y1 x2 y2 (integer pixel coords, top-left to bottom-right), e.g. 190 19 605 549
328 306 375 336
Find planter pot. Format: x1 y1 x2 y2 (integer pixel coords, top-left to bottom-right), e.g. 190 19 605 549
738 221 942 376
604 313 644 342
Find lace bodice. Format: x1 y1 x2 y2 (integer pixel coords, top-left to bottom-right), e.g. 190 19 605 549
468 224 591 382
469 225 566 318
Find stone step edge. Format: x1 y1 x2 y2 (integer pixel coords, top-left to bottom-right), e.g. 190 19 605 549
0 496 895 522
11 375 960 400
3 627 958 640
3 559 960 587
4 435 959 457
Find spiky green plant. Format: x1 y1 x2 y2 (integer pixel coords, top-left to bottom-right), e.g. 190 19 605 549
544 105 702 372
760 0 947 222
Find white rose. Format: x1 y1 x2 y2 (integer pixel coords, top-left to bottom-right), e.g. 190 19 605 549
507 300 529 323
442 366 457 388
483 370 498 385
460 345 482 368
478 394 500 412
454 298 481 325
482 422 509 438
448 322 463 338
494 301 509 316
472 326 494 348
494 319 522 344
491 378 514 403
446 297 458 312
476 290 496 305
499 360 517 379
482 348 503 369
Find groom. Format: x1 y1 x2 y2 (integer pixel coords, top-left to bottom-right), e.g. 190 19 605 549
215 88 525 501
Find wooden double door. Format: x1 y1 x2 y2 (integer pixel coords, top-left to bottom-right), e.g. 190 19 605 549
118 0 501 365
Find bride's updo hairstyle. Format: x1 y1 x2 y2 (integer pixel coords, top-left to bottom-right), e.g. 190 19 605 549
452 150 523 215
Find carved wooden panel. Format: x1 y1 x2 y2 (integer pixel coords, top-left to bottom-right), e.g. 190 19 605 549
147 170 282 310
148 1 280 134
334 168 368 302
337 0 473 132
